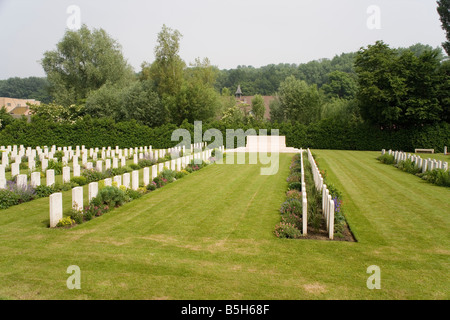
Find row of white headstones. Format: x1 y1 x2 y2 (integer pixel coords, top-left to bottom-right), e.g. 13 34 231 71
48 145 225 228
299 149 308 236
307 148 335 240
0 142 214 189
382 149 449 172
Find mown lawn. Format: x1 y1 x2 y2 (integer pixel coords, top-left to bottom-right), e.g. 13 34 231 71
0 151 448 299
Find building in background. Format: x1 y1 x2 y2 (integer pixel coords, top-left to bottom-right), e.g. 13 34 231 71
0 97 40 118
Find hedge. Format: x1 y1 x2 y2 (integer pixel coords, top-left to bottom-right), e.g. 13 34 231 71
0 116 448 153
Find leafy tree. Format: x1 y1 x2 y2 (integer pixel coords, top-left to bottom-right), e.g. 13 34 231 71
269 97 284 123
355 41 445 127
0 107 15 130
221 105 245 125
321 71 358 100
251 94 265 120
141 24 185 98
41 24 134 106
278 76 321 125
85 80 165 127
437 0 450 55
0 77 52 103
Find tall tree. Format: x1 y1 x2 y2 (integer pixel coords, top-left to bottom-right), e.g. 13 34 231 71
141 24 185 98
251 94 266 121
278 76 321 125
355 41 444 127
437 0 450 55
41 24 134 106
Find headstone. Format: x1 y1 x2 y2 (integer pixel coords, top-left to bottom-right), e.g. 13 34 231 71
31 171 41 187
113 175 122 186
132 170 139 190
105 159 111 171
123 173 131 189
96 160 103 172
104 178 112 187
73 165 81 177
72 187 83 212
46 169 55 186
49 193 63 228
151 165 157 180
88 182 98 202
62 166 71 183
113 158 118 169
16 174 27 189
11 163 20 177
143 167 150 186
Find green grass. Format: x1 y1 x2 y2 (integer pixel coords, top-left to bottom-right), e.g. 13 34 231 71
0 152 448 299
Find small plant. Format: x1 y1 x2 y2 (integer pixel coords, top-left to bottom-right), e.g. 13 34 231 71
146 182 157 191
0 189 20 209
288 182 302 191
286 190 302 200
274 222 302 239
56 216 75 228
69 209 84 225
129 163 140 170
280 199 302 216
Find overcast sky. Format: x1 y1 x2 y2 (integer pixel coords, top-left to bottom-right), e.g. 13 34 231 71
0 0 446 79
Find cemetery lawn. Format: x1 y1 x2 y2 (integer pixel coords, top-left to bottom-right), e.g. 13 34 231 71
0 151 449 300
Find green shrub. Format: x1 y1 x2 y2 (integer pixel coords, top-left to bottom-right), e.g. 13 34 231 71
47 159 63 175
397 159 421 175
286 190 302 200
69 210 84 225
70 176 88 186
160 169 176 183
34 185 55 198
281 213 302 229
175 170 189 179
288 182 302 191
422 169 450 187
0 189 20 209
146 182 157 191
129 163 140 170
280 199 302 216
82 169 104 183
138 159 155 168
377 154 395 164
91 186 127 208
126 188 143 201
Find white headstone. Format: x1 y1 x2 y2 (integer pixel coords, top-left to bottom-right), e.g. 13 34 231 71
123 173 131 189
49 193 63 228
88 182 98 202
104 178 112 187
17 174 27 189
46 169 55 186
62 166 71 183
73 165 81 177
143 167 150 186
11 163 20 177
132 170 139 190
113 175 122 186
31 171 41 187
72 187 83 211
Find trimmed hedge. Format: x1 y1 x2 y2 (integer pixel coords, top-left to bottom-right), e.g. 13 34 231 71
0 116 448 153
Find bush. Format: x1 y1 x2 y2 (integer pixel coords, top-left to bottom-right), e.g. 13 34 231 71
138 159 155 168
280 199 302 216
377 154 395 164
175 170 189 179
288 182 302 191
70 176 88 186
397 159 421 175
34 185 55 198
69 209 84 225
286 190 302 200
91 186 127 208
153 176 168 188
274 222 302 239
281 213 302 229
129 163 140 170
422 169 450 187
146 182 157 191
160 169 176 183
82 169 104 183
126 188 143 201
56 216 75 228
0 189 20 209
47 159 63 175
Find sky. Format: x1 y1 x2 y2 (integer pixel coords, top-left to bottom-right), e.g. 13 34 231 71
0 0 446 80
